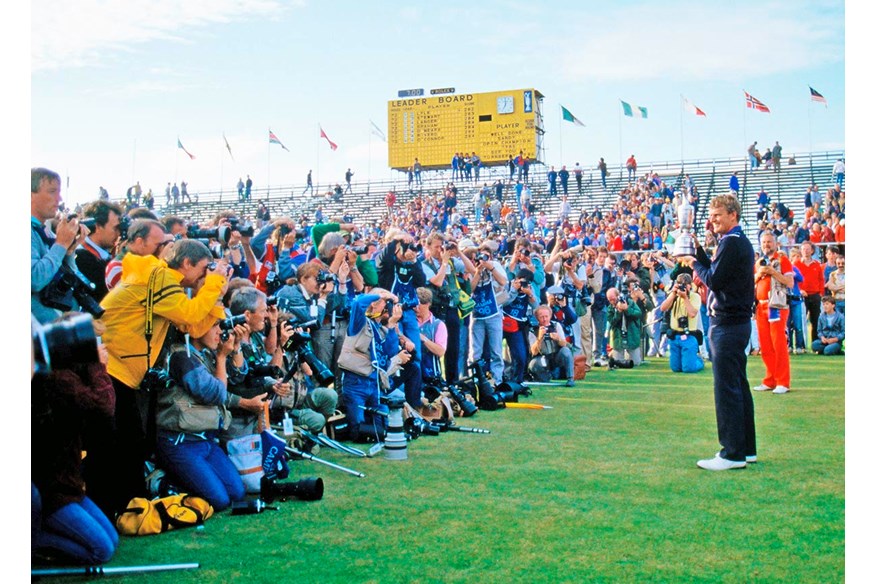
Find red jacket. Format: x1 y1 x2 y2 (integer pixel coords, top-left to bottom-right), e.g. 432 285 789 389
793 259 825 295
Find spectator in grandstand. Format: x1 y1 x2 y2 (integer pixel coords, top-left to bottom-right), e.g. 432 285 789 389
729 171 740 194
559 165 570 196
811 296 844 355
245 175 253 200
825 254 845 313
832 158 845 188
574 162 584 194
606 286 643 369
452 153 460 180
772 141 783 172
528 305 575 386
748 141 758 170
626 154 637 181
598 157 608 188
414 158 422 185
752 231 794 394
660 273 704 373
547 166 558 197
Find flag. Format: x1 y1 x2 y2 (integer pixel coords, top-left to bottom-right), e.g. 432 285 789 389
809 86 828 107
620 100 648 118
177 137 195 159
223 133 235 161
560 105 585 126
744 91 770 113
370 120 386 142
320 125 338 151
269 129 289 152
682 96 706 117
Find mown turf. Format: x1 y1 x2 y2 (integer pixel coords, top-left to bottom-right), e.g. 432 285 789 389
55 354 844 583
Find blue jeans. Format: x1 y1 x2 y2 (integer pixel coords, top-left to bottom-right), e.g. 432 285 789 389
36 496 118 564
787 302 806 350
812 340 842 355
699 302 711 358
156 436 245 512
668 335 705 373
399 308 422 362
592 307 608 357
458 314 470 377
470 314 504 381
342 372 387 439
504 327 529 384
749 154 757 169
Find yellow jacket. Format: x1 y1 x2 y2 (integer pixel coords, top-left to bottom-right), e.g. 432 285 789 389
100 253 227 389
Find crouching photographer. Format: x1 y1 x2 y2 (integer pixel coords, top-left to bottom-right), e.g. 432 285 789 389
606 286 643 369
338 289 411 442
155 319 246 511
528 305 575 387
659 274 704 373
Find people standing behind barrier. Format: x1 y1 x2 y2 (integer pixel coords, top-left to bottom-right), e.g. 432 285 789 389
786 248 807 354
811 296 844 355
32 315 118 565
422 233 475 382
793 241 824 346
157 320 246 512
339 290 410 442
825 254 845 313
752 231 794 394
660 273 704 373
528 305 575 386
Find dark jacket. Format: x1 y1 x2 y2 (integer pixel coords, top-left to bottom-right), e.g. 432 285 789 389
693 226 755 325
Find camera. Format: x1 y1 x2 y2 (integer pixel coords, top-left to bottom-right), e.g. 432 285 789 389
277 224 292 238
32 313 99 374
266 296 278 307
260 476 324 502
283 328 335 387
316 271 338 286
141 367 173 391
519 248 531 257
187 224 231 245
227 217 255 237
677 316 690 334
442 241 457 250
757 257 770 267
519 279 530 289
219 314 247 341
40 265 105 318
404 416 442 439
475 252 491 264
422 376 478 417
350 245 369 255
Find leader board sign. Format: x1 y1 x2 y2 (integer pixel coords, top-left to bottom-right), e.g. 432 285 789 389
387 88 543 170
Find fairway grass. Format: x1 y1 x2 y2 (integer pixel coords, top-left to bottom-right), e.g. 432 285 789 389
82 354 844 583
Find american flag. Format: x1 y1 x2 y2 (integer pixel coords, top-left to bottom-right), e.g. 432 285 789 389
744 91 770 113
809 86 828 107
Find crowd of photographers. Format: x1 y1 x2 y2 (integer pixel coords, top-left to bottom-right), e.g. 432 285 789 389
31 164 846 565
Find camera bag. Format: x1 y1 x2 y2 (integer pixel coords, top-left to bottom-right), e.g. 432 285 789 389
116 494 213 536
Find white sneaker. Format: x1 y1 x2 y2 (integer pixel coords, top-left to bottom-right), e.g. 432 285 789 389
717 451 757 463
647 347 658 357
752 384 774 391
697 455 747 471
773 386 790 394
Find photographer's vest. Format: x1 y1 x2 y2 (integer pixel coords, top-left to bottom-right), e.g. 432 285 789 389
418 316 442 379
472 275 499 320
424 257 460 309
503 291 531 322
391 262 420 309
538 322 563 356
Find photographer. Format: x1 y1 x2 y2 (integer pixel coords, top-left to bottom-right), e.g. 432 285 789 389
626 279 655 357
422 233 476 382
275 263 338 327
93 238 230 515
156 320 246 511
104 219 174 292
589 247 613 366
338 289 411 442
32 168 90 323
75 200 124 303
528 305 575 387
752 231 794 394
659 274 704 373
32 314 118 565
376 229 427 364
644 251 673 357
414 287 448 383
469 243 509 383
545 245 594 361
223 287 291 440
503 269 538 384
506 237 545 301
606 287 643 369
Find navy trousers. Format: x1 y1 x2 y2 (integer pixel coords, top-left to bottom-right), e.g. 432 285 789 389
709 321 756 462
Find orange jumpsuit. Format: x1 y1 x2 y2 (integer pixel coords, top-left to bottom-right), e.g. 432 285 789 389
754 254 793 388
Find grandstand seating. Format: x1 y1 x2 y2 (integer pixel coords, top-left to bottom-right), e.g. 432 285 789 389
160 151 843 242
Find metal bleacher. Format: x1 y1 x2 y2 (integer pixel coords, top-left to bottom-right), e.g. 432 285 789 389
158 150 844 242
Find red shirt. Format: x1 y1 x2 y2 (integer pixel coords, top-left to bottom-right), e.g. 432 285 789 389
793 259 825 295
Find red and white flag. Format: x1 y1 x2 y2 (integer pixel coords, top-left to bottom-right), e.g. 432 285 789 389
177 137 196 159
744 91 770 113
319 125 338 151
269 129 289 152
682 96 706 117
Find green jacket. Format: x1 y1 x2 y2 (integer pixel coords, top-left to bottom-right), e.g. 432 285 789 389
607 299 643 351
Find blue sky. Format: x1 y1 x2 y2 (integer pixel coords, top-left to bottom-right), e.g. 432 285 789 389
28 0 846 206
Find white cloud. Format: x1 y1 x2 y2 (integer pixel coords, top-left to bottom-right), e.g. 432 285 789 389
32 0 290 71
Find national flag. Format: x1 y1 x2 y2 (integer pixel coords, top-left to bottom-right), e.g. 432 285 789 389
620 100 648 118
223 133 235 161
177 137 195 159
560 105 585 126
682 96 706 117
744 91 770 113
809 86 828 107
320 125 338 151
370 120 387 142
269 129 289 152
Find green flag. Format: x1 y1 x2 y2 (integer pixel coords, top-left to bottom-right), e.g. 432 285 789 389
621 100 648 119
561 105 585 127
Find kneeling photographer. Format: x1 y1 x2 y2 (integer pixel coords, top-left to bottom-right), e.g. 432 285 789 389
156 319 246 511
659 273 704 373
528 305 575 387
338 289 411 442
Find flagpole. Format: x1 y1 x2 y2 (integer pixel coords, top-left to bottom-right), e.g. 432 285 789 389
132 138 137 186
742 96 747 168
679 95 684 162
618 101 622 173
175 137 179 187
268 130 272 199
368 123 372 184
558 104 563 164
807 95 813 154
316 123 320 197
220 135 224 201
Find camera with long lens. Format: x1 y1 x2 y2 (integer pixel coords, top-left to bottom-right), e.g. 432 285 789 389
40 265 105 317
227 217 255 238
187 224 231 245
32 313 99 375
263 271 284 296
422 376 478 417
282 324 334 387
474 252 491 264
260 476 324 502
248 363 284 379
350 246 369 255
219 314 247 341
404 416 441 439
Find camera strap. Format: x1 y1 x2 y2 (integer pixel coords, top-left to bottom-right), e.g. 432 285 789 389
144 267 161 449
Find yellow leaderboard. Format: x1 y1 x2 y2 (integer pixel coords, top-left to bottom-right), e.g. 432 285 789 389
387 88 544 171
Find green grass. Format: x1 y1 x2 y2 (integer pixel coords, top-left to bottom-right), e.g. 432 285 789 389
75 354 844 583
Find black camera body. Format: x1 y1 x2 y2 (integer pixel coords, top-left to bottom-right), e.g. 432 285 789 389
757 257 770 267
219 314 247 341
141 367 173 391
475 252 491 264
32 313 99 374
282 329 335 387
40 265 105 318
316 271 338 286
188 224 231 245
